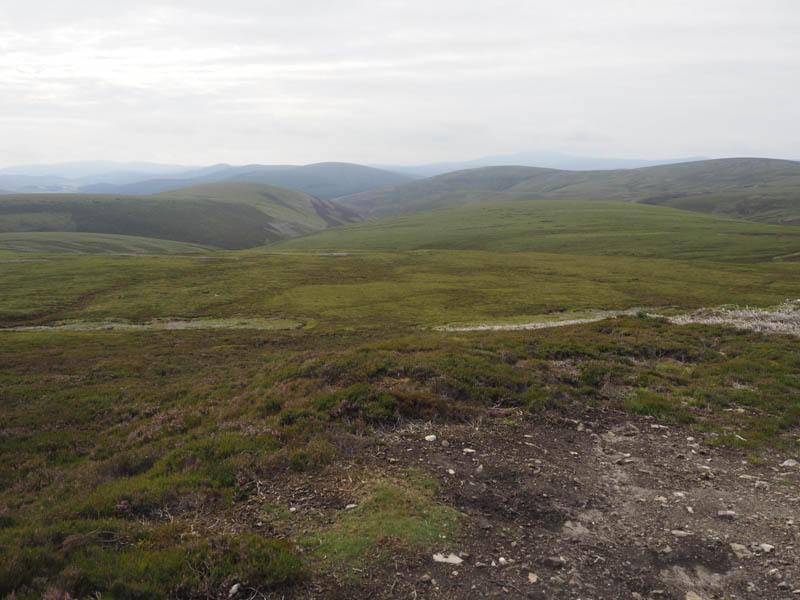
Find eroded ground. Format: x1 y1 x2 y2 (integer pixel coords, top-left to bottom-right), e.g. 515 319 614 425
247 410 800 599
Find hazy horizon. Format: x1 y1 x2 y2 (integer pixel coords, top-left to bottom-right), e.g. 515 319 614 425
2 1 799 167
0 151 718 173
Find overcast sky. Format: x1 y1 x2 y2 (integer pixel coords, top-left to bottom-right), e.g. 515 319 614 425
1 0 798 167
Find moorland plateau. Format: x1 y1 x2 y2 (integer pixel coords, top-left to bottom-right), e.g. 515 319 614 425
1 157 799 599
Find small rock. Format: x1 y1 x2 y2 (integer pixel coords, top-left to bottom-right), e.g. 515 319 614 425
433 553 463 565
447 469 455 475
780 459 799 468
228 583 241 598
760 543 775 553
478 518 493 530
767 568 781 580
623 422 640 436
441 440 450 448
686 592 705 600
425 435 437 442
778 582 790 590
544 556 566 569
755 480 770 491
475 464 484 475
717 510 736 520
671 530 692 537
528 573 539 584
730 543 752 559
498 557 508 566
419 574 432 583
289 507 297 513
463 448 476 454
654 496 668 504
345 504 358 510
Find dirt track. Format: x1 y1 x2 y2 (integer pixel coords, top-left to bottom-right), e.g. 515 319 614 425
273 407 799 599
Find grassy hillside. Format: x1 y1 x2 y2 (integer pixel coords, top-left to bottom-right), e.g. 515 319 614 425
156 182 360 230
2 206 800 598
0 182 360 250
81 162 413 198
339 158 800 224
0 232 209 255
2 250 798 330
275 199 800 262
339 166 554 216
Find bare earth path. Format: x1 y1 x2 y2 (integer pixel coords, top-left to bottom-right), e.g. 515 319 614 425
324 410 800 599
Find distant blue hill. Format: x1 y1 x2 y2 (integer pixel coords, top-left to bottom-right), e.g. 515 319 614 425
378 151 709 177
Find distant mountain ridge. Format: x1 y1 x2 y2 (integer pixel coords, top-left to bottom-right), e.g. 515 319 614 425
0 162 197 193
0 152 710 195
0 162 414 198
378 151 709 177
339 157 800 225
0 161 195 178
80 162 414 198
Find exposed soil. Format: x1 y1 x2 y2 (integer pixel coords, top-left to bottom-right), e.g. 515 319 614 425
247 407 800 599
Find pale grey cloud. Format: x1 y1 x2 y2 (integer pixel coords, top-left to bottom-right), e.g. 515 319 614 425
1 0 798 166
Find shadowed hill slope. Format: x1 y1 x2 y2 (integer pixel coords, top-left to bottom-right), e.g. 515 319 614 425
338 158 800 224
0 182 361 250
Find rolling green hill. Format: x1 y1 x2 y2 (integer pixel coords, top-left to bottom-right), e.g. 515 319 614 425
0 182 360 250
275 198 800 262
339 166 554 217
338 158 800 224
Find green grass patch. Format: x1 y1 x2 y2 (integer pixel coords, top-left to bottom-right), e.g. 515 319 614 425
302 477 461 571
